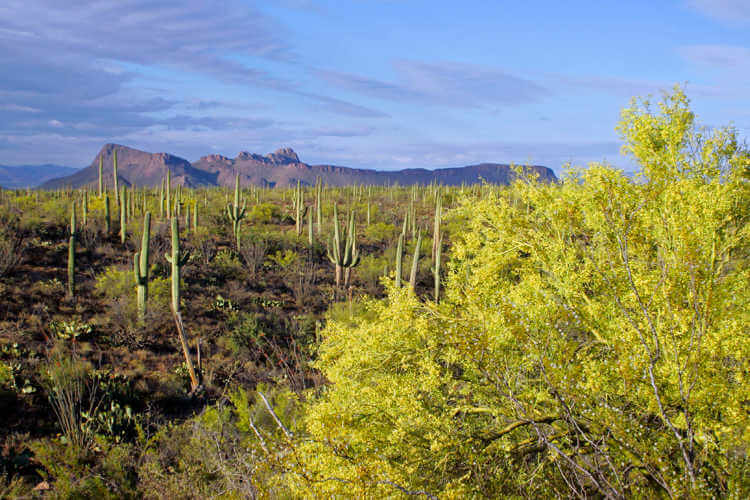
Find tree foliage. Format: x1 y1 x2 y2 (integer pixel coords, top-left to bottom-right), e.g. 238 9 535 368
285 87 750 498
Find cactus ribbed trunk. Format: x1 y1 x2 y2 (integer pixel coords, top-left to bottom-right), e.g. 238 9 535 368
165 217 200 392
226 174 246 251
395 233 403 288
82 191 88 226
409 230 422 292
67 203 76 298
433 234 441 303
134 212 151 322
98 156 103 197
316 180 322 235
113 149 119 207
120 185 127 244
104 192 111 233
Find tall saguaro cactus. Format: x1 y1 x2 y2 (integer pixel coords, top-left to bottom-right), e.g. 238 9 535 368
226 174 246 251
134 212 151 322
326 204 360 289
120 185 127 244
104 192 111 234
165 218 200 392
166 170 172 219
294 180 307 236
113 149 119 206
433 234 442 303
395 233 404 288
409 229 422 292
315 179 322 235
82 190 88 226
98 155 103 197
67 203 76 298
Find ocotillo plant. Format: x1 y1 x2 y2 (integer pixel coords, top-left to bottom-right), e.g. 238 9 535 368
104 192 111 233
134 212 151 322
395 233 404 288
67 203 76 298
226 174 246 251
165 217 200 392
326 204 360 289
409 229 422 292
113 149 119 206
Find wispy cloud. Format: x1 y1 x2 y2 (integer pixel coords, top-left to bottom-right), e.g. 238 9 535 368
317 60 548 108
686 0 750 25
679 44 750 72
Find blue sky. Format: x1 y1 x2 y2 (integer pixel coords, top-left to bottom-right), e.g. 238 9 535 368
0 0 747 172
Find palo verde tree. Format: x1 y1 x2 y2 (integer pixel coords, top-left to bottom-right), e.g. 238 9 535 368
283 87 750 498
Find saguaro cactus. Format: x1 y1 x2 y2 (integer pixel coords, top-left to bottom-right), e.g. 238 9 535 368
294 180 307 236
395 233 404 288
226 174 246 251
409 229 422 292
134 212 151 322
113 149 119 206
326 204 360 289
433 234 442 303
159 178 165 219
165 218 200 392
67 203 76 298
166 170 171 219
120 185 127 244
82 190 88 226
184 203 190 235
308 209 314 246
104 192 111 233
98 155 103 197
316 179 322 235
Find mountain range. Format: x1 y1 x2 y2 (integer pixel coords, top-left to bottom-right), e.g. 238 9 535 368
0 164 80 189
36 143 557 189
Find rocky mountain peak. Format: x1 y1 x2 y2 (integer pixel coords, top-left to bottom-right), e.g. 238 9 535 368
269 147 299 164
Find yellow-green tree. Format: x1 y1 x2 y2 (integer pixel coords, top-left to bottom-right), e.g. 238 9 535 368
283 87 749 498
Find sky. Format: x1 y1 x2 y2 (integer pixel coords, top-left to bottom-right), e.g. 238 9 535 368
0 0 748 173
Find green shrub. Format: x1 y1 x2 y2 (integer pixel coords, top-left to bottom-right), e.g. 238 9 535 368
247 202 280 224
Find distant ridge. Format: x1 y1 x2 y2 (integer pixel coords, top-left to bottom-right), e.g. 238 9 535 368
0 164 80 189
40 143 557 189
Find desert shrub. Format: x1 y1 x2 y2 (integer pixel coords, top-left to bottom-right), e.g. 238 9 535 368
95 266 172 347
136 387 298 498
0 361 13 389
211 249 243 281
224 312 267 357
247 202 280 224
278 88 750 498
356 254 388 294
40 348 99 451
31 438 138 499
363 221 397 244
187 226 216 266
239 231 269 278
0 212 27 277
